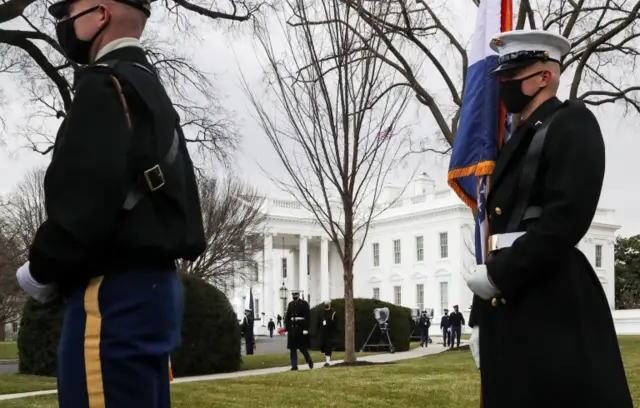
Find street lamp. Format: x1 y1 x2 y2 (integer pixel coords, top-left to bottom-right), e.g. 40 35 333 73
279 282 288 316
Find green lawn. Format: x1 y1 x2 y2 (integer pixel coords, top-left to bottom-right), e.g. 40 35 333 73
0 342 18 360
2 336 640 407
0 343 420 395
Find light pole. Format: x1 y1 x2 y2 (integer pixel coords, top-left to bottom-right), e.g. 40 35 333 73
279 282 288 317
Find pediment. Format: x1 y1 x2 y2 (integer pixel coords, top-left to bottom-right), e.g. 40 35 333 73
389 273 404 282
368 275 382 284
435 269 451 278
411 271 427 280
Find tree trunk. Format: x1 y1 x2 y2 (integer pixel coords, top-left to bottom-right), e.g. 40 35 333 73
343 258 356 363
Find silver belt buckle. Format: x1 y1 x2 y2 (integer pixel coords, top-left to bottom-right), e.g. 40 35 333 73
488 234 500 253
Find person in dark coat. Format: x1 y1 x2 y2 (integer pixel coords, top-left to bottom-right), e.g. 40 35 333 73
15 1 206 407
319 300 337 366
267 318 276 338
448 305 465 348
418 310 431 347
440 309 451 346
464 30 632 408
241 310 255 355
285 290 313 370
276 314 282 328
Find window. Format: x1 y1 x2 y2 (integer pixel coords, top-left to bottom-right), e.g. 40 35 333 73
373 287 380 300
394 286 402 305
595 245 603 268
439 232 449 258
416 284 424 310
254 299 260 318
11 322 18 333
439 281 449 314
416 236 424 262
372 243 380 267
254 265 259 282
307 254 311 275
393 239 402 264
281 257 288 279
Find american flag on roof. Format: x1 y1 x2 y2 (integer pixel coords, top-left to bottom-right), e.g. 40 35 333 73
447 0 513 264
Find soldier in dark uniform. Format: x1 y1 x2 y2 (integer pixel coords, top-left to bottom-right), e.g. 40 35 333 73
318 300 337 367
241 309 255 355
439 308 451 347
285 289 314 370
15 0 206 407
464 30 632 408
448 305 464 349
418 309 430 347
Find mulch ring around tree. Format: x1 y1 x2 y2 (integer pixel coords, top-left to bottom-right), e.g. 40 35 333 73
325 361 396 368
445 345 470 352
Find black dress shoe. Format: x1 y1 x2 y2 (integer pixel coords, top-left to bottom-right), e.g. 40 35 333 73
290 367 298 371
307 360 314 369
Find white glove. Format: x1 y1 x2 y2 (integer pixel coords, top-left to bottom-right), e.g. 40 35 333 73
470 326 480 369
465 264 499 300
16 262 56 303
302 330 309 335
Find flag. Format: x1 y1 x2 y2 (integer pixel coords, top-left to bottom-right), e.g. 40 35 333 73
249 287 255 317
447 0 513 264
376 126 393 140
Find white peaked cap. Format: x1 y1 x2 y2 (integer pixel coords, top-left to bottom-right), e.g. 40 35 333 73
489 29 571 74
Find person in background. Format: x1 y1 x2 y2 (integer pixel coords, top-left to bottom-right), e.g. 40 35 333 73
277 314 282 328
241 309 254 355
448 305 465 349
285 289 313 370
418 309 431 347
319 300 337 367
440 308 451 347
267 318 276 338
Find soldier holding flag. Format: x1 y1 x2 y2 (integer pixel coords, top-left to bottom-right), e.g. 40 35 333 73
448 1 632 407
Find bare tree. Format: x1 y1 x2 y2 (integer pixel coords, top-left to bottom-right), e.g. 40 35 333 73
176 176 266 287
0 167 47 335
243 0 413 362
300 0 639 151
0 0 270 162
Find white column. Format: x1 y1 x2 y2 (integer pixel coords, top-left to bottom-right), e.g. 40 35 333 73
299 236 308 300
263 233 273 320
320 238 330 302
272 235 282 318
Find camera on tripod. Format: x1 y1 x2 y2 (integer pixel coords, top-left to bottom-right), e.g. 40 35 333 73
361 307 395 353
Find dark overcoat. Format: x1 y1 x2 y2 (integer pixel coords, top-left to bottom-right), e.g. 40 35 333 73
285 299 311 350
469 97 632 408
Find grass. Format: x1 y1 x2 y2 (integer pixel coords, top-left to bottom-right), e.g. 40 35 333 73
0 342 18 360
4 337 640 407
0 342 421 395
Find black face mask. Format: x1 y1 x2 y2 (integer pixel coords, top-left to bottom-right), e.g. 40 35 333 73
292 295 299 300
499 71 545 114
55 6 107 65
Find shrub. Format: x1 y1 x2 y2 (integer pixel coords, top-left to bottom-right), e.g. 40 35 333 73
309 298 412 353
171 273 242 377
17 273 242 378
18 296 66 376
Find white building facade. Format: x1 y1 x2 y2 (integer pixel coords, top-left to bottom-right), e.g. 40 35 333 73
231 174 620 333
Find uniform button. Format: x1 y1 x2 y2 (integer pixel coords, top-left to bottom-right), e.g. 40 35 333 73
491 298 498 307
501 298 507 304
495 207 502 215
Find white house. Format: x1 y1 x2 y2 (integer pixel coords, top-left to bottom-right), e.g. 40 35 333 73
231 173 621 334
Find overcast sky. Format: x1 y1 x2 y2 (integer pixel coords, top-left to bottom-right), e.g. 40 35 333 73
0 2 638 236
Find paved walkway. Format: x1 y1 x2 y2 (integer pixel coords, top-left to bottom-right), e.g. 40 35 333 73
0 342 466 401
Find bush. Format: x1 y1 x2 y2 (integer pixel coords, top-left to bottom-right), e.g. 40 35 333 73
171 274 242 377
17 273 242 378
309 298 412 353
18 296 66 376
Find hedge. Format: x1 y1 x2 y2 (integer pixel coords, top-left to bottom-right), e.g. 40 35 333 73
309 298 412 353
171 274 242 376
18 273 242 378
18 296 65 376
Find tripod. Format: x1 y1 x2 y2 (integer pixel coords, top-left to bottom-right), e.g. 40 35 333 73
361 322 395 353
